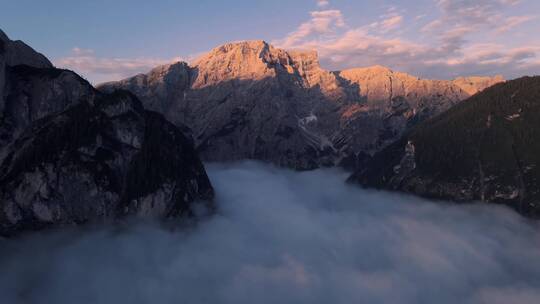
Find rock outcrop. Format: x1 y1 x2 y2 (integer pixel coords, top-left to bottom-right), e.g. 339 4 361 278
1 29 53 130
100 41 352 169
452 75 505 96
1 30 92 163
0 30 214 236
99 40 504 170
348 76 540 217
0 65 97 162
0 29 52 68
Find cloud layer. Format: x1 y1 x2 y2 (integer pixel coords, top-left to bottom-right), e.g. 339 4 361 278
276 0 539 79
1 161 539 304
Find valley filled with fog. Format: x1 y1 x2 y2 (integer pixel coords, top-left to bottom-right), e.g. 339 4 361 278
1 161 540 304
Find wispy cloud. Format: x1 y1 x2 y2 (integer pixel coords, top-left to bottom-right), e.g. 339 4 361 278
54 48 183 84
274 0 539 79
55 0 539 82
368 12 404 34
496 15 536 33
277 10 345 48
422 0 534 35
317 0 329 8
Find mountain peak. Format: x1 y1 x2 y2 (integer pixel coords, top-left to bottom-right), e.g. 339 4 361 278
220 40 269 49
192 40 279 88
0 29 52 68
196 40 272 63
192 40 328 90
101 38 507 171
288 49 320 66
195 40 322 67
0 29 8 43
340 65 395 76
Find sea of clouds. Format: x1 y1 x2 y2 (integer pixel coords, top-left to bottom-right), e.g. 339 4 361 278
1 161 540 304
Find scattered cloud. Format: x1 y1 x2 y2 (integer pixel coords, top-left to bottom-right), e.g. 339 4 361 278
415 14 427 21
275 0 539 79
277 10 345 49
380 15 403 31
70 47 95 56
54 0 540 83
54 47 182 84
368 12 404 34
317 0 329 8
422 0 535 35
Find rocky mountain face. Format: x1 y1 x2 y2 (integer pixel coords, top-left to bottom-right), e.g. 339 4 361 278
0 30 62 161
99 41 503 169
0 30 51 68
0 65 97 163
0 30 214 236
337 66 503 113
348 76 540 217
452 75 505 95
100 41 353 169
334 66 503 168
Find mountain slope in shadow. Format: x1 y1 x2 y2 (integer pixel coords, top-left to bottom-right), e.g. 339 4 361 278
0 29 214 236
349 76 540 217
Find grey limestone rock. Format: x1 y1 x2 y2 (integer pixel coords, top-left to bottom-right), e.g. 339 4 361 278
99 41 503 170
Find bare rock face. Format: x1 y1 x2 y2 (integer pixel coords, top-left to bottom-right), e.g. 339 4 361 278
338 65 469 110
102 41 351 169
1 30 88 163
0 66 97 162
334 66 502 165
99 41 503 170
0 29 52 69
0 90 214 236
348 77 540 217
0 30 214 236
452 75 505 95
190 41 353 102
0 30 53 120
99 62 192 127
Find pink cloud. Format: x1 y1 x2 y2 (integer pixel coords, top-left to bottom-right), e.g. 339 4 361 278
380 15 403 31
496 15 537 33
274 1 539 79
55 48 182 84
277 10 344 48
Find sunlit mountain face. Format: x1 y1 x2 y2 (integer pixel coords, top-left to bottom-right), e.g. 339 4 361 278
1 1 540 303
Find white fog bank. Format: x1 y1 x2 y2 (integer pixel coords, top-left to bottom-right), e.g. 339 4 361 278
1 161 540 303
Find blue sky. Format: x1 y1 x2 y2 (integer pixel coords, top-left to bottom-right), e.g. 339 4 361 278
1 0 539 83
